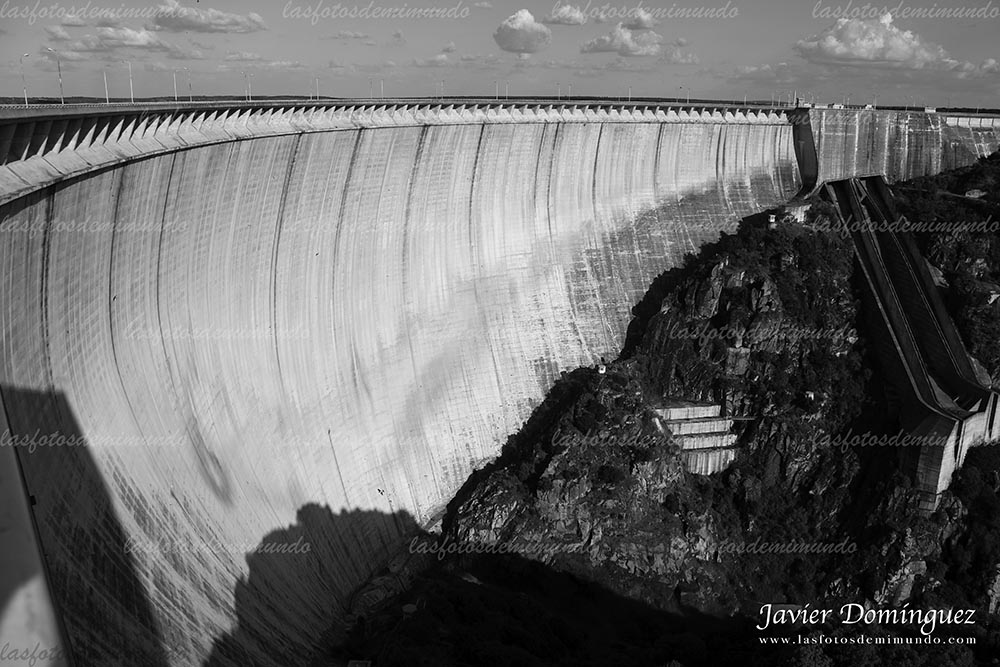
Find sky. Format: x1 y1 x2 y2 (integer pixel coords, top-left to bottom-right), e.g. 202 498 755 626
0 0 998 106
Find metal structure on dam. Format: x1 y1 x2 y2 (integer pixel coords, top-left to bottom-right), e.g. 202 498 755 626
0 100 997 666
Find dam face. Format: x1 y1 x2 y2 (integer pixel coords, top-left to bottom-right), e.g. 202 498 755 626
807 107 1000 185
0 105 802 665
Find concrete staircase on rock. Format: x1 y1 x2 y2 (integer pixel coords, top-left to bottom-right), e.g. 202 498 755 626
655 403 739 474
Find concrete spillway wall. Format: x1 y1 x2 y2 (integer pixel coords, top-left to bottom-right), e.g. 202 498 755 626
0 108 801 666
806 108 1000 188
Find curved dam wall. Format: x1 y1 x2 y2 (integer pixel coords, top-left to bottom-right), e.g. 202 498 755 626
807 108 1000 187
0 110 801 666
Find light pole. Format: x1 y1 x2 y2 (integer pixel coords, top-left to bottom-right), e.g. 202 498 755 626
172 70 178 101
122 60 133 103
19 53 29 107
246 73 252 102
380 78 384 99
494 80 498 100
184 67 192 102
315 77 320 100
568 83 572 98
505 81 509 99
45 48 64 104
103 69 109 103
369 79 373 98
241 71 248 101
557 82 561 100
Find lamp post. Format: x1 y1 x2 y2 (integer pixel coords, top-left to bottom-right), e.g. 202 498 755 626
19 53 29 107
103 69 109 103
556 81 561 100
241 71 248 101
568 83 572 98
172 70 178 101
45 48 64 104
122 60 134 103
184 67 192 102
505 80 509 99
315 77 320 100
494 80 498 100
380 78 384 99
246 73 252 102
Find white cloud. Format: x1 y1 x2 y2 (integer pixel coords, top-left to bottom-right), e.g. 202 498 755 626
96 26 172 49
224 51 264 62
493 9 552 54
442 41 456 53
661 45 699 65
61 14 87 26
795 13 957 69
148 0 266 34
45 25 72 41
623 8 658 29
36 47 88 67
460 53 503 68
324 30 370 40
52 26 205 60
474 1 493 7
220 59 305 71
581 23 662 57
543 5 587 25
414 53 450 67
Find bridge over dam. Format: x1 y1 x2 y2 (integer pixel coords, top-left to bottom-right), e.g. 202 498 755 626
0 100 998 666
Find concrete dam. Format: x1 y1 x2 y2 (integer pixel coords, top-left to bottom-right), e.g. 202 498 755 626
0 101 997 666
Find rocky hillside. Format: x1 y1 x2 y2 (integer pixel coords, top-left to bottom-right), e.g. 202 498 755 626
319 155 1000 667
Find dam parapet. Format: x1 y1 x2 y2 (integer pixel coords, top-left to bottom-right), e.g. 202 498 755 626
0 101 791 207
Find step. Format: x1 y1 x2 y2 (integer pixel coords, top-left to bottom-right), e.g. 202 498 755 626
655 404 721 421
663 417 734 436
675 432 739 451
684 448 738 475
